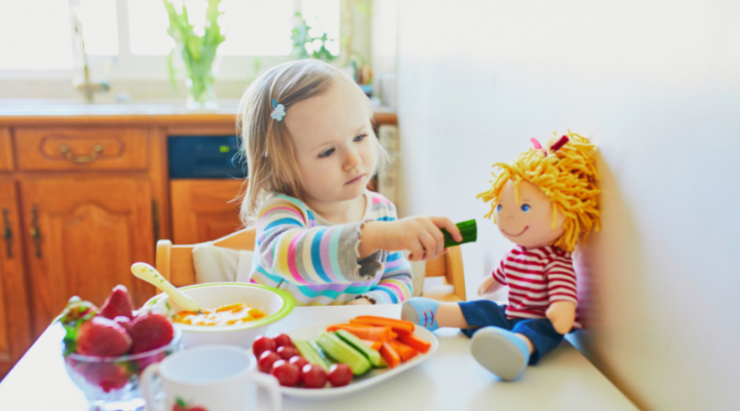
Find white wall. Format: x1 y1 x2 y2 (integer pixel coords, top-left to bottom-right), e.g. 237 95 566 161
397 1 740 410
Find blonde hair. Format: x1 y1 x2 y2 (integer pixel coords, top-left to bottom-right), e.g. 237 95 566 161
477 131 600 252
238 60 386 225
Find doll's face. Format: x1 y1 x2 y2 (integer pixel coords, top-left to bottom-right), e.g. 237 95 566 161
495 180 566 249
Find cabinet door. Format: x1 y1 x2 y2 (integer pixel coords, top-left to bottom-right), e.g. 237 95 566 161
0 183 32 377
170 180 245 244
21 178 156 337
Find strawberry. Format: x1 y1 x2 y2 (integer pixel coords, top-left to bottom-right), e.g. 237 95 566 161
129 313 174 354
76 317 132 357
100 285 134 320
79 362 130 393
173 397 207 411
113 316 133 335
57 296 99 356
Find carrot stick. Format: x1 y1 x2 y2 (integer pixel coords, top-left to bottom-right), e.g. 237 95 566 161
324 324 397 341
361 339 383 351
380 342 401 369
326 323 371 331
350 316 415 335
397 333 431 354
387 340 418 362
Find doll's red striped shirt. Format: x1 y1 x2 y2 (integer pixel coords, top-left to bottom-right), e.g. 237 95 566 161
493 245 581 328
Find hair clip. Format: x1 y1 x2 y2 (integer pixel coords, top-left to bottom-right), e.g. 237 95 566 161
550 135 570 152
531 138 548 156
271 98 285 121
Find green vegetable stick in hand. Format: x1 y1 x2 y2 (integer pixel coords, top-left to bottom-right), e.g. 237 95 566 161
441 219 477 248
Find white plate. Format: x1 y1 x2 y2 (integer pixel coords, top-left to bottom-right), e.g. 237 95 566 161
264 319 438 400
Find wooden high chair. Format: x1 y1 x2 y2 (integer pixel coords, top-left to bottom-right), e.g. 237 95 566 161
155 228 467 302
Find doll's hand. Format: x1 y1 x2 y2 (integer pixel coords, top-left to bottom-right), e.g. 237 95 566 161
359 217 462 261
546 301 576 334
477 276 502 296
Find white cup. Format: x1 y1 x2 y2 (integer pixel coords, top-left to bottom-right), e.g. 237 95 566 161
140 345 281 411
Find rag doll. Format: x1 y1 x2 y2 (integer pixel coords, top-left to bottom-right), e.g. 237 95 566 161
402 132 600 381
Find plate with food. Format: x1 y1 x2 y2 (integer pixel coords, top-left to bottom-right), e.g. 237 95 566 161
251 315 438 399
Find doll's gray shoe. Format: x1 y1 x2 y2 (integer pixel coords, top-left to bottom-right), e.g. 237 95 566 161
470 327 530 381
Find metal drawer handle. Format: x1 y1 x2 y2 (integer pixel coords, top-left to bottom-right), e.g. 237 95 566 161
30 204 41 258
2 208 11 258
59 144 103 164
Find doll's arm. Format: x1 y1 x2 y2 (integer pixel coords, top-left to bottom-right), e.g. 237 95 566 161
478 257 508 296
544 255 578 334
477 275 503 296
546 301 576 334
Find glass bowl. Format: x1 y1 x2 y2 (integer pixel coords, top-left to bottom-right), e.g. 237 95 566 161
64 328 182 411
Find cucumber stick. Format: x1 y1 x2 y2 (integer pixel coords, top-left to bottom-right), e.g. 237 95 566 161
442 219 477 248
335 330 386 368
294 339 330 371
316 332 371 375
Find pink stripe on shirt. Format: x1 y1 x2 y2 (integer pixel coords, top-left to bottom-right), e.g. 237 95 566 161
493 245 579 325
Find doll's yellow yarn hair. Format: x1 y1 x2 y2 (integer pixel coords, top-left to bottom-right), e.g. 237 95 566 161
477 131 601 252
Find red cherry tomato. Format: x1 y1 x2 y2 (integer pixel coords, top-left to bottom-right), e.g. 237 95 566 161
273 333 294 348
328 363 352 387
271 360 300 387
258 351 281 373
253 335 277 358
276 346 299 360
301 364 328 389
289 356 309 370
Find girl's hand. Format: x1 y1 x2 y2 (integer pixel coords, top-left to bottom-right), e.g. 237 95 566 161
477 276 502 296
360 217 462 261
546 301 576 334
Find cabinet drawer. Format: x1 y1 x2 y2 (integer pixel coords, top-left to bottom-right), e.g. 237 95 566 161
14 127 148 171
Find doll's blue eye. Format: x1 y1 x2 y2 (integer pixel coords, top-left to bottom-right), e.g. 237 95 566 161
521 204 531 212
496 204 502 212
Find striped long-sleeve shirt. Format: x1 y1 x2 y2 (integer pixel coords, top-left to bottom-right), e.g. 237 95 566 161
493 245 581 328
249 190 413 306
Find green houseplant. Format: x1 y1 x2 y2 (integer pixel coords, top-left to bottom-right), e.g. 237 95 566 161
291 12 338 62
163 0 225 110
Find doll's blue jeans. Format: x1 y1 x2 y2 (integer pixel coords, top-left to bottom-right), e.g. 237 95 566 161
458 300 564 365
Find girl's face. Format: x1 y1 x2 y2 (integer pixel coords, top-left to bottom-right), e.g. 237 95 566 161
495 180 566 249
286 80 377 207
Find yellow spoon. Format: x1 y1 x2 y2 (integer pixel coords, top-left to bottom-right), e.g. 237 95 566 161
130 262 201 313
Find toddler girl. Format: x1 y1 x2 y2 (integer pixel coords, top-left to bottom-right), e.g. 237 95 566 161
239 60 461 306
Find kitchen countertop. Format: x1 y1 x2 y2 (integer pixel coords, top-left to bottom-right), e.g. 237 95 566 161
0 99 398 126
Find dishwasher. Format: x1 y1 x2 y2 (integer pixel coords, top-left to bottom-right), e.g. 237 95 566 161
168 136 247 244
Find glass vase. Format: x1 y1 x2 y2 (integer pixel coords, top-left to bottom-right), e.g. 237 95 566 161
185 74 218 111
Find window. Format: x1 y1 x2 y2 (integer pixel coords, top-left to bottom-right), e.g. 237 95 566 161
0 0 340 74
0 0 74 69
79 0 119 56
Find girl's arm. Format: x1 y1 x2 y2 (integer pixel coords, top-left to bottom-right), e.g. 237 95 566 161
363 251 413 304
255 197 369 285
359 216 462 261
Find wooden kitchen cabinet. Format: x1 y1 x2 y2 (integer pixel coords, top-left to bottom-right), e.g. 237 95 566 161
170 179 245 244
0 182 32 377
20 178 156 337
0 107 396 376
0 129 13 171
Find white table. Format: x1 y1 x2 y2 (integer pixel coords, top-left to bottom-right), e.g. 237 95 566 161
0 306 638 411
